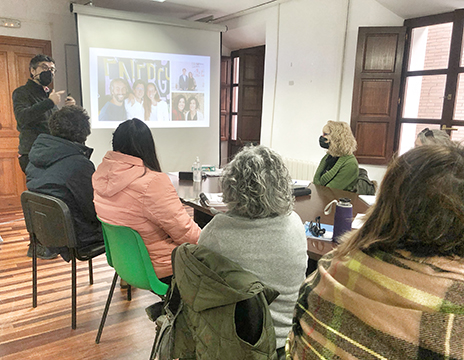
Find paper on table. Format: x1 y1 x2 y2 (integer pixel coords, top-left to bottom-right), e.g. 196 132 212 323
204 169 223 177
204 193 226 206
359 195 376 206
293 179 311 187
352 213 366 229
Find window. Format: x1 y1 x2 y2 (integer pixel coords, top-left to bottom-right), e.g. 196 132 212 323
350 10 464 164
398 11 464 154
231 56 239 140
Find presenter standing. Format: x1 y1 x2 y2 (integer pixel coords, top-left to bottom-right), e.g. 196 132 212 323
12 53 75 260
12 54 75 173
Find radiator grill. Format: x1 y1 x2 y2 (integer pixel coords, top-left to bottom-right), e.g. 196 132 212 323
283 157 317 181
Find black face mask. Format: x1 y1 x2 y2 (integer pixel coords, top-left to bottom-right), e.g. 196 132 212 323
37 70 53 87
319 135 330 149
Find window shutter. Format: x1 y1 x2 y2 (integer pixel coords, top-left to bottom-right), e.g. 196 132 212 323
350 27 406 165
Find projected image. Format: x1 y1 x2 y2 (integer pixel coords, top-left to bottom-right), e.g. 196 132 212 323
171 93 204 121
89 48 210 128
173 62 206 92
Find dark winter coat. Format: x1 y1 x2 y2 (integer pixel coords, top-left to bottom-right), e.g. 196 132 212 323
26 134 103 260
12 79 57 155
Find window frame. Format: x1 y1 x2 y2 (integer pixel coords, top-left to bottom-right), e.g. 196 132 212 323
396 9 464 149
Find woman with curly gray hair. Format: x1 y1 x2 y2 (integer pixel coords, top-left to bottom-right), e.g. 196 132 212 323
313 120 359 191
198 145 307 356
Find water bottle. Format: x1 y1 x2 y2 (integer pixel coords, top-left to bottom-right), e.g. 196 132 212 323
324 198 353 243
192 156 202 182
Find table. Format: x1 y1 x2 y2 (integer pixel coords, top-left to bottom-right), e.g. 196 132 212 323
168 173 370 264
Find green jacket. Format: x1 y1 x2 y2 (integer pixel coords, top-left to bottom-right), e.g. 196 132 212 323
169 243 279 360
313 154 359 191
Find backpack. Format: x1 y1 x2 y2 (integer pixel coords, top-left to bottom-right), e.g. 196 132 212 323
355 168 376 195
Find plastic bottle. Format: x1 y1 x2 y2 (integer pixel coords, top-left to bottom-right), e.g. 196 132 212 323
193 156 202 182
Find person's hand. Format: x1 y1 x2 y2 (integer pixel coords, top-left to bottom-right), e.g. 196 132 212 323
49 90 66 105
127 93 135 105
65 96 76 106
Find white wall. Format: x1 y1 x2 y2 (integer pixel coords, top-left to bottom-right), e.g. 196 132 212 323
219 0 404 184
1 0 404 183
0 0 77 97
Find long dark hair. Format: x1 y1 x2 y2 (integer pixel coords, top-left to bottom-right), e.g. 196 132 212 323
112 118 162 172
337 143 464 258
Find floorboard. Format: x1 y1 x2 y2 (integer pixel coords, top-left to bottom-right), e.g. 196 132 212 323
0 209 170 360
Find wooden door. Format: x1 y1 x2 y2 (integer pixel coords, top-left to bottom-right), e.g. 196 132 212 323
0 36 51 211
350 27 406 165
228 45 265 161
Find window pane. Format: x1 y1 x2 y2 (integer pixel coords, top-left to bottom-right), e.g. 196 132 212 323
231 115 238 140
402 75 446 119
454 73 464 120
408 23 452 71
232 86 238 112
460 27 464 66
398 123 441 155
233 57 240 84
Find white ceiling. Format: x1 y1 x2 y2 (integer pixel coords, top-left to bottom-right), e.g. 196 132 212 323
77 0 463 21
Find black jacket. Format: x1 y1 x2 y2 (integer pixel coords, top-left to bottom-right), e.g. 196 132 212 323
26 134 103 260
12 79 57 155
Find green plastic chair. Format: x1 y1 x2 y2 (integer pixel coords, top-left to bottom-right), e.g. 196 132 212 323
95 218 169 344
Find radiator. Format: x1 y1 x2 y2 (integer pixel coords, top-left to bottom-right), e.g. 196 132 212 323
283 157 317 181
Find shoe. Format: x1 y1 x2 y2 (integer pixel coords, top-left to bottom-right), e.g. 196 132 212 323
120 279 129 289
27 243 59 260
145 301 165 322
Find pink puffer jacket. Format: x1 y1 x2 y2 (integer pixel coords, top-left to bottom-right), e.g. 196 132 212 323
92 151 200 279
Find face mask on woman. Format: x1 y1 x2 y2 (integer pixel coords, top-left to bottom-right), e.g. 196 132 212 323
319 135 330 149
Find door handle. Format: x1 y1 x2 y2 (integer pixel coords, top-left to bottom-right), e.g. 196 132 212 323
441 125 458 131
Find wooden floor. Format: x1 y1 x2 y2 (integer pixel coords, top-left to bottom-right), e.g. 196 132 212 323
0 208 183 360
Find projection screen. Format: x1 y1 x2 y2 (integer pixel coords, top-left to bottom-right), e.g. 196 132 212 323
72 4 225 171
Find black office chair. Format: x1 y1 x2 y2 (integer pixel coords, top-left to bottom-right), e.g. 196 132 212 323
21 190 106 329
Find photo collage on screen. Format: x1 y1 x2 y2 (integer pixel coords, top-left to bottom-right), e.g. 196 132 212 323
89 48 210 128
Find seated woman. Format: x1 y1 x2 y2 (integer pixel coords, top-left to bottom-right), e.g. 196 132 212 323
92 119 200 282
415 127 452 147
290 143 464 360
198 145 307 355
313 120 359 191
26 106 104 261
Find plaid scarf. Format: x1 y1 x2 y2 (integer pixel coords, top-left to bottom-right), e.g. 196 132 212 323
290 249 464 359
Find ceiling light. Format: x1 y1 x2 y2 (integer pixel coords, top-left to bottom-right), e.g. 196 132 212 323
151 0 166 2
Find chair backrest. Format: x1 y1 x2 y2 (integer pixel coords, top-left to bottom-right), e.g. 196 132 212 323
21 190 77 248
98 219 169 296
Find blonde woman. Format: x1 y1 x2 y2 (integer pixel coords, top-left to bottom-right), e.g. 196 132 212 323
313 120 359 191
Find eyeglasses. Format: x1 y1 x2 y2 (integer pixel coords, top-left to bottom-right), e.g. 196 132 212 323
37 64 56 74
420 128 434 138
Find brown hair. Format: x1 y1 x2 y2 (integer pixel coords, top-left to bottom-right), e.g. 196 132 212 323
336 144 464 258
